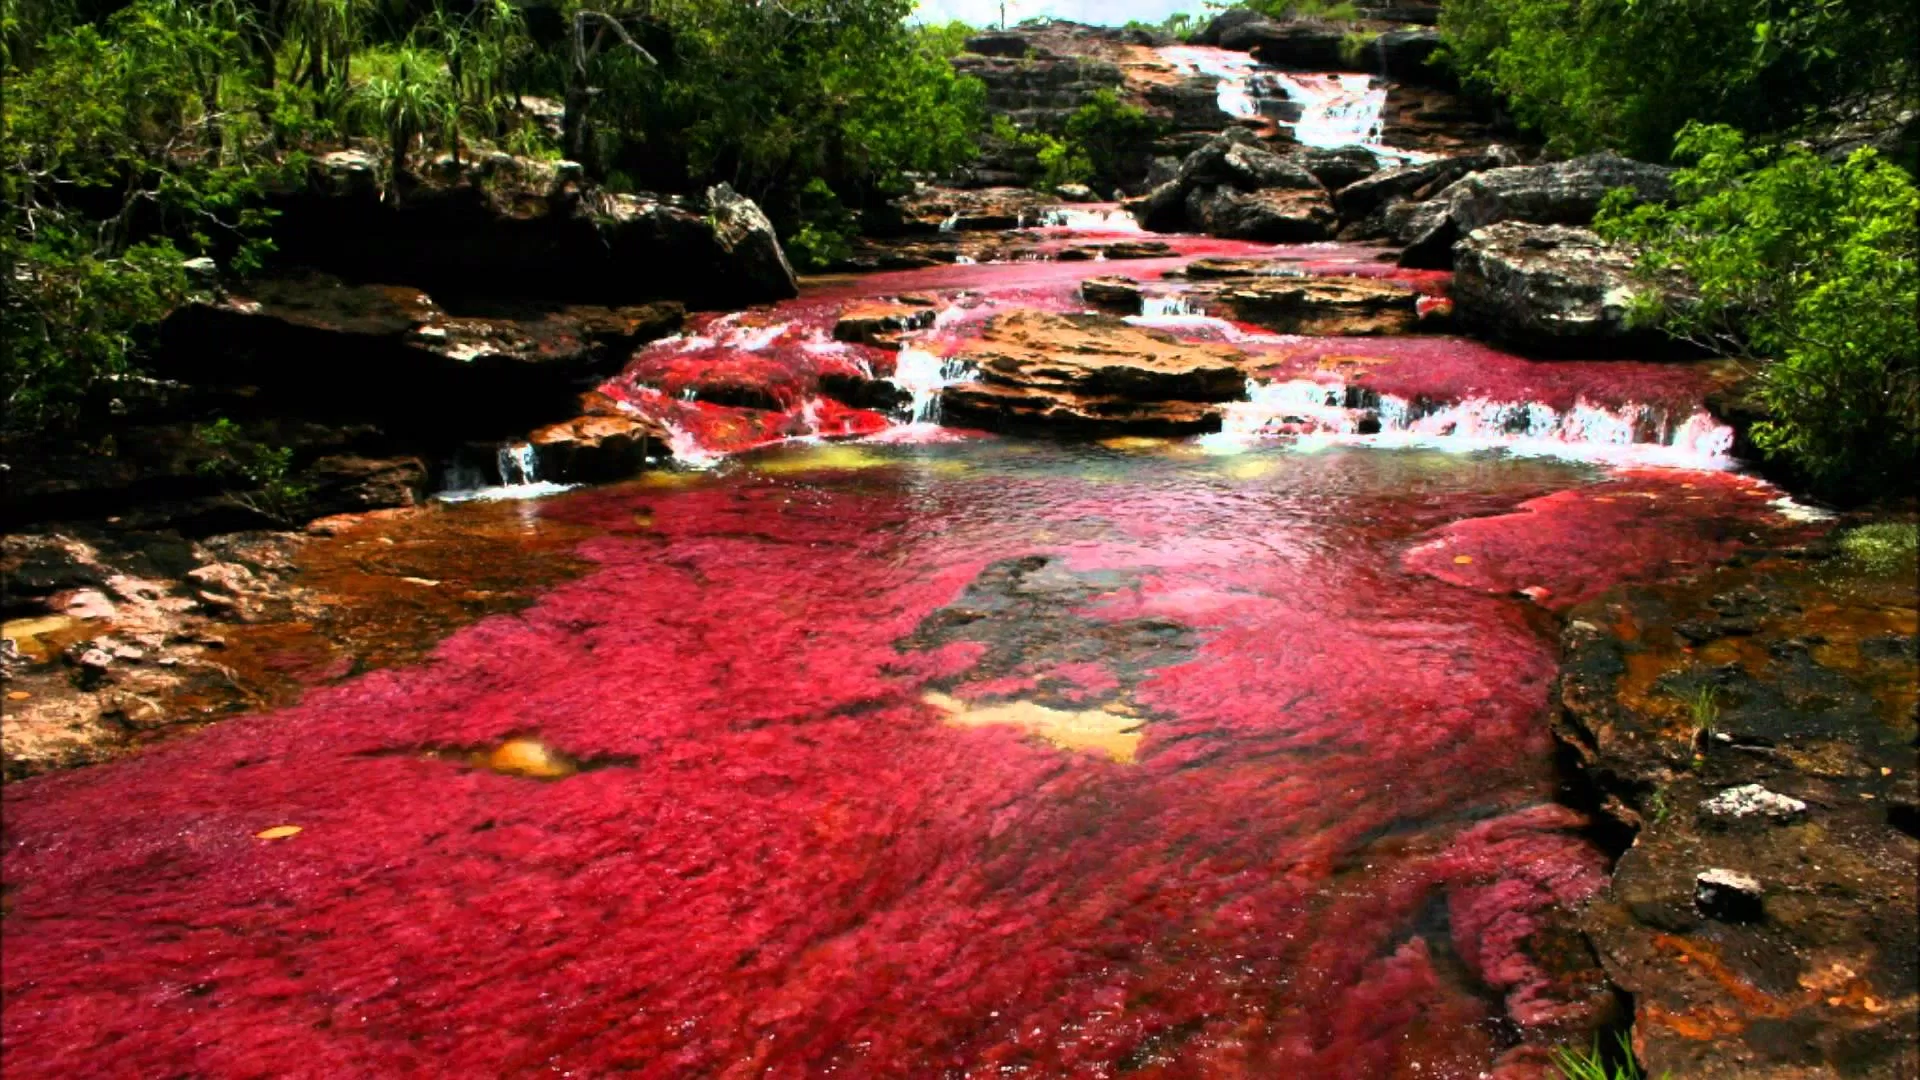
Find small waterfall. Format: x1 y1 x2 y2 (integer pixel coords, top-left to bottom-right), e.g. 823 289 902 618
497 443 539 485
890 347 977 425
1140 294 1200 318
1268 72 1391 152
1205 379 1738 468
1158 46 1261 120
437 442 576 502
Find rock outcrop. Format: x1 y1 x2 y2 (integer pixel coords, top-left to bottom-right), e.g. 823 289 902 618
1206 275 1423 335
526 396 672 483
1555 542 1919 1080
1127 131 1336 240
274 152 798 307
941 310 1249 435
1451 222 1672 354
1392 152 1673 267
156 273 683 439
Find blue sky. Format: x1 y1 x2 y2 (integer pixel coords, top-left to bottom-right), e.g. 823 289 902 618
912 0 1216 27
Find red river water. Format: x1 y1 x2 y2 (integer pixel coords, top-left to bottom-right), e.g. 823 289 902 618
1 215 1817 1077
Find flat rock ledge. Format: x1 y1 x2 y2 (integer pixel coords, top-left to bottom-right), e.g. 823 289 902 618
1554 537 1918 1079
941 309 1251 435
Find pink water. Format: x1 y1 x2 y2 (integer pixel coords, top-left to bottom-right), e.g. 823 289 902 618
2 224 1812 1077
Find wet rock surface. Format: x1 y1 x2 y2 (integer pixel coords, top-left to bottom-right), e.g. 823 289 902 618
2 504 599 779
1555 539 1919 1079
1451 222 1684 355
942 310 1248 434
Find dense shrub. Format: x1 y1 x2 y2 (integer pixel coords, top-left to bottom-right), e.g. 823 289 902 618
1596 124 1919 499
1 0 984 430
1439 0 1919 161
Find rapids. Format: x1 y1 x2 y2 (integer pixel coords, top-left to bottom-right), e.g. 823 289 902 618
1 195 1823 1077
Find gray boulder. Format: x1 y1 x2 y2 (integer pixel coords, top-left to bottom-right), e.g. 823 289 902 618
1190 187 1337 242
1450 222 1669 353
1333 147 1519 220
1296 147 1383 192
1397 152 1673 268
704 184 799 303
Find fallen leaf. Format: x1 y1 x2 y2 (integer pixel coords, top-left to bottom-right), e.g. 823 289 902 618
255 825 303 840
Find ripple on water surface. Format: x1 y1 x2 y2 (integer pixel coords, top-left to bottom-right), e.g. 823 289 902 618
1 440 1818 1076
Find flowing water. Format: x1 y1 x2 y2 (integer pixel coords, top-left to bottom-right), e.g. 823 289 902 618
1158 46 1423 161
1 204 1821 1076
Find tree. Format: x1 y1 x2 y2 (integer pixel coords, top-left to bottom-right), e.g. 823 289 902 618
1596 123 1919 498
1438 0 1919 161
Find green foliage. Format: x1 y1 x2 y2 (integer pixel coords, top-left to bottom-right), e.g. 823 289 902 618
1124 13 1198 40
192 417 312 523
784 178 857 273
1596 124 1920 498
1064 89 1159 186
3 0 987 434
1839 522 1919 575
354 45 454 183
1686 684 1718 747
1553 1033 1663 1080
2 0 290 430
1438 0 1919 160
1242 0 1362 23
1339 29 1379 67
580 1 984 201
991 115 1091 191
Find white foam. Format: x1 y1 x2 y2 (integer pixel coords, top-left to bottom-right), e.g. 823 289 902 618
1203 378 1739 469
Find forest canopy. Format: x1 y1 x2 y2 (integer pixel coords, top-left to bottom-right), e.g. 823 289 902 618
1 0 987 428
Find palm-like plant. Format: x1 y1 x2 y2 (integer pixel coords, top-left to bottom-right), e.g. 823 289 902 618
356 47 452 201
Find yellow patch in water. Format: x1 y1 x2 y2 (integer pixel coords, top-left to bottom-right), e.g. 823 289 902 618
753 445 891 474
254 825 302 840
924 691 1144 764
1099 436 1170 452
2 615 93 662
1454 555 1475 565
481 738 578 779
637 470 712 488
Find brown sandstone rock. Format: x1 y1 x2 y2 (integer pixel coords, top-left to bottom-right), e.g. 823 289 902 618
1555 546 1919 1079
941 310 1248 435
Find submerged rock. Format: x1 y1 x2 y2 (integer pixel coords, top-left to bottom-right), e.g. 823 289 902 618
941 310 1248 435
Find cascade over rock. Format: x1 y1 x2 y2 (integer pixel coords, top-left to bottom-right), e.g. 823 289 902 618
525 395 673 484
